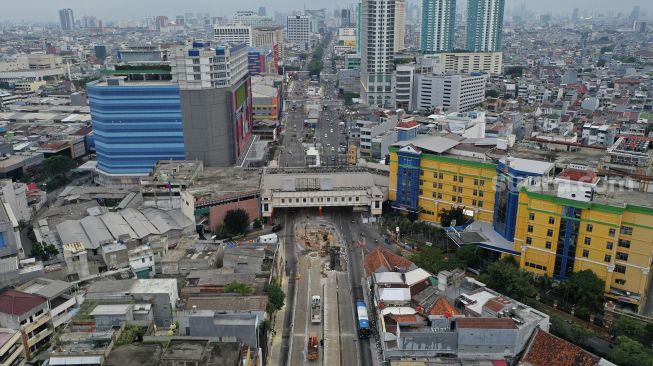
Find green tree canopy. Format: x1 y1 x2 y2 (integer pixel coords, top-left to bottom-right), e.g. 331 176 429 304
455 245 483 269
409 246 462 275
223 209 250 235
560 270 605 315
611 316 647 343
439 206 469 228
610 336 653 366
224 281 253 295
478 257 536 302
37 155 74 180
265 282 285 314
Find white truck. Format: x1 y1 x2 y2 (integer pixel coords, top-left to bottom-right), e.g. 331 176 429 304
311 295 321 324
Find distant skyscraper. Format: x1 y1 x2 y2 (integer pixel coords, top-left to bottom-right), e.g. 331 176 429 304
395 0 406 52
420 0 456 53
341 9 352 27
258 7 266 16
466 0 505 52
58 8 75 31
360 0 395 107
572 8 579 21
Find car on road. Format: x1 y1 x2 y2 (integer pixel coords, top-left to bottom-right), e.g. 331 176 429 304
272 224 283 232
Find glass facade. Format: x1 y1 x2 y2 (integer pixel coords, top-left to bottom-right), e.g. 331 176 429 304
89 83 185 175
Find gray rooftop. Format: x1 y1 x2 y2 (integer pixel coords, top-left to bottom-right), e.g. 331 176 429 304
18 278 73 299
104 344 162 366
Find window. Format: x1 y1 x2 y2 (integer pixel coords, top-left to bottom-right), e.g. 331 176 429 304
606 242 614 250
472 200 477 206
419 179 424 185
478 201 483 208
142 258 145 263
616 252 629 261
609 228 616 237
526 237 532 245
433 182 438 189
419 189 423 195
453 176 458 182
547 229 554 237
459 188 463 194
584 237 591 245
618 239 631 248
582 250 589 258
459 176 464 183
586 224 594 232
548 217 555 225
545 241 552 249
437 193 442 199
615 279 626 285
614 264 626 274
452 186 457 193
355 197 360 202
458 197 462 203
474 179 479 185
620 226 633 235
438 183 443 189
474 189 478 196
433 172 438 178
420 169 424 176
479 191 484 197
604 255 611 263
439 173 444 179
527 225 534 233
281 199 285 203
479 180 485 186
452 196 456 202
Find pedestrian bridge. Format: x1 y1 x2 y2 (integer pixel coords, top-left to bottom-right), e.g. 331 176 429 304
260 167 388 218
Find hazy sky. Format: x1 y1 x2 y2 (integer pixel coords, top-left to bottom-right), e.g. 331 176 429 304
1 0 651 22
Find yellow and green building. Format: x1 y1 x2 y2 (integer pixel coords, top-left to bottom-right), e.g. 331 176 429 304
389 139 653 309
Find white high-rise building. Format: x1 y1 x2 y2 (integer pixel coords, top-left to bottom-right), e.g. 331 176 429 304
286 15 310 49
415 73 487 112
395 0 406 52
213 25 253 46
252 26 285 60
361 0 396 107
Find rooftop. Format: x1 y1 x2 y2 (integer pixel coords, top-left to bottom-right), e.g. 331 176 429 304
104 344 163 366
0 289 46 316
457 317 518 330
364 246 415 276
520 329 607 366
184 295 268 312
17 278 73 300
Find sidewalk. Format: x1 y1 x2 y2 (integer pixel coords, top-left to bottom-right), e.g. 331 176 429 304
267 257 289 366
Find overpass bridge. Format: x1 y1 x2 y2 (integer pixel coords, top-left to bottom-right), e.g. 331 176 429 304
260 167 389 219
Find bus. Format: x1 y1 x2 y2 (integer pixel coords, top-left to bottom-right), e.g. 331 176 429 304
356 301 371 339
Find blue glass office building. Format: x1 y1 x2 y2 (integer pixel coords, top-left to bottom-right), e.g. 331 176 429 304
88 80 185 176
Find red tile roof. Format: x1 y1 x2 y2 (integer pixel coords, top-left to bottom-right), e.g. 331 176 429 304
0 289 46 316
363 247 414 276
521 329 601 366
389 314 419 323
484 297 513 312
429 297 460 317
396 120 419 129
457 317 518 330
557 168 599 184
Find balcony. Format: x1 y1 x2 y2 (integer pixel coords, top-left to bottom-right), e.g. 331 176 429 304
27 327 52 348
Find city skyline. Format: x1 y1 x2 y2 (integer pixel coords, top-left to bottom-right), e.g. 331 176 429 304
1 0 652 22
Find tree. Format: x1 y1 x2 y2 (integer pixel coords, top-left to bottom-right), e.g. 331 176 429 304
479 257 536 302
409 246 462 275
610 336 653 366
560 270 605 315
224 281 253 295
252 218 263 230
37 155 74 181
611 316 646 343
223 209 250 235
485 90 500 98
439 207 469 228
570 323 594 345
504 66 524 77
30 242 58 261
265 282 285 314
455 245 483 269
